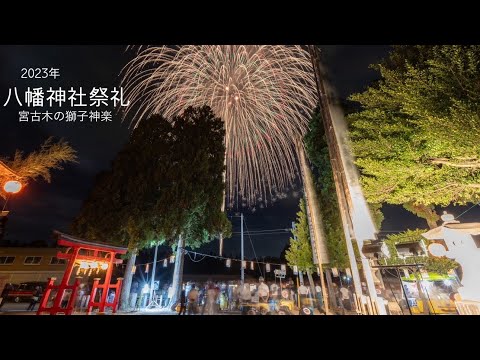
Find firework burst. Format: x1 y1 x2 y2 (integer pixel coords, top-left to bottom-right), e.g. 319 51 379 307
122 45 317 207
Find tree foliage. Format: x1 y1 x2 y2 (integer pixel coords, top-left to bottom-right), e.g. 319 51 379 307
71 105 231 251
1 137 77 199
348 46 480 213
285 198 315 273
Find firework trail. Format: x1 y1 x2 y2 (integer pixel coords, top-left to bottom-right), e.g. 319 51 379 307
122 45 317 207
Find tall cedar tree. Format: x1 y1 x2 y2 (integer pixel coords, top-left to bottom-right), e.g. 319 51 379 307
71 106 231 308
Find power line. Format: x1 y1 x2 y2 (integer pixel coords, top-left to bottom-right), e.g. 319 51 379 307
230 232 291 237
183 249 287 267
454 202 480 220
243 216 264 278
231 228 290 234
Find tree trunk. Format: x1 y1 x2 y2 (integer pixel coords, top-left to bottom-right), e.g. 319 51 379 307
120 251 137 311
169 235 185 309
425 216 439 230
325 268 336 309
306 270 316 301
403 202 439 229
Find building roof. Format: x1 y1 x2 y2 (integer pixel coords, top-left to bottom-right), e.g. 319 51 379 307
0 161 20 199
54 231 128 253
422 222 480 240
0 161 16 178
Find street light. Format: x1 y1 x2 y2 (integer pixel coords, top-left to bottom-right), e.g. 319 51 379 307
2 180 23 213
3 180 22 194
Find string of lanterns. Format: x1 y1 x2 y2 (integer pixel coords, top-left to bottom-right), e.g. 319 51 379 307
131 254 175 274
128 248 292 275
75 260 110 276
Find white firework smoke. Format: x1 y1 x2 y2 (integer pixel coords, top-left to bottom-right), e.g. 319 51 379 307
122 45 317 207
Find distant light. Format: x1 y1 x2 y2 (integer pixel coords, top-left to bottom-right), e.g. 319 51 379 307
343 276 347 280
225 86 229 91
3 180 22 194
428 243 447 257
100 263 109 270
235 96 239 101
444 279 452 286
441 211 455 222
142 284 150 294
421 280 431 288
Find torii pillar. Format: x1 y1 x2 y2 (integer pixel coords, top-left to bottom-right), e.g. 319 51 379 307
37 231 127 315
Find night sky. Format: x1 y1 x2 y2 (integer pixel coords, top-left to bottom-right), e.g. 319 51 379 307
1 45 479 259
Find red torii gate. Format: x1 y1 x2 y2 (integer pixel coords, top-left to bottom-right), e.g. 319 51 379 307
37 231 127 315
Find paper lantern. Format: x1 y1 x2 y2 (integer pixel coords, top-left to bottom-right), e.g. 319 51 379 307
250 261 254 270
226 259 231 268
145 263 150 273
346 268 352 277
163 259 168 267
242 261 246 269
170 255 175 263
293 265 298 275
281 264 286 272
428 243 447 257
132 265 136 274
332 267 339 277
3 180 22 194
266 263 271 272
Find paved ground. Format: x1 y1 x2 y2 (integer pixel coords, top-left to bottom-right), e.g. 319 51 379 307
0 302 330 315
0 302 38 315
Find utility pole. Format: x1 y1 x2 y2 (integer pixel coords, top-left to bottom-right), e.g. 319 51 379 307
241 212 244 285
292 221 304 286
149 243 159 305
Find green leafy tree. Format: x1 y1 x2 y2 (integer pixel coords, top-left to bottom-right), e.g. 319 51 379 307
72 106 231 309
286 198 315 273
285 198 318 295
347 45 480 228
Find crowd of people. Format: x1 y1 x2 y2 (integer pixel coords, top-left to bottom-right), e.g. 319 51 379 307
0 276 354 315
141 276 356 315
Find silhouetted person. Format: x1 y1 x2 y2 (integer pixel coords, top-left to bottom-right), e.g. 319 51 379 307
178 289 186 315
27 286 41 311
187 285 199 315
0 283 14 309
